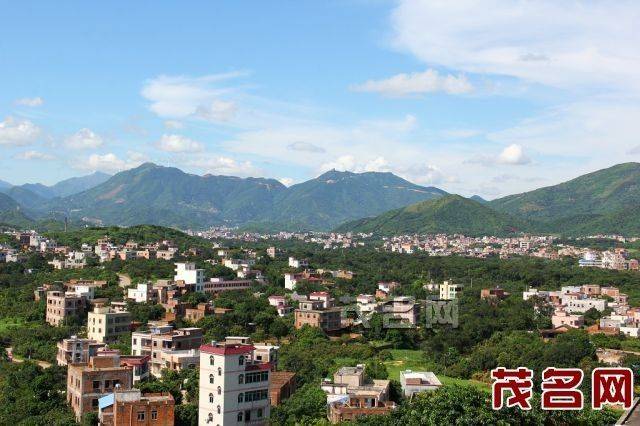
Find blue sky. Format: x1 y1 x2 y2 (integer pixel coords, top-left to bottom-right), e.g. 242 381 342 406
1 1 639 198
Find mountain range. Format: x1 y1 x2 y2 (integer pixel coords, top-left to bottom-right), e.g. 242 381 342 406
342 162 640 236
1 162 639 236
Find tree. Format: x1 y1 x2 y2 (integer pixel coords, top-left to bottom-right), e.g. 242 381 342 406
365 359 389 380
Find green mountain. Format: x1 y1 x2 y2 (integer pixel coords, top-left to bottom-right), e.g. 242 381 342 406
251 170 448 230
40 164 447 230
470 195 488 204
3 186 48 210
52 163 286 228
336 195 530 236
489 162 640 220
3 171 112 200
0 193 33 227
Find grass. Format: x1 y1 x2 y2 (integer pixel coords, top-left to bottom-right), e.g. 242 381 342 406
383 349 490 390
0 317 36 332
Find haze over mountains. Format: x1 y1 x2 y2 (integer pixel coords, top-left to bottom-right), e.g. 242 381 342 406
1 162 639 236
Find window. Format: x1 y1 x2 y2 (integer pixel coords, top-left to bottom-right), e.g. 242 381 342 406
92 380 100 389
238 393 244 403
209 393 214 403
237 412 243 422
238 374 244 384
217 386 221 395
218 367 222 376
137 411 145 421
207 413 213 422
217 405 221 414
91 398 99 408
209 374 214 384
151 411 158 420
209 355 215 365
238 355 245 366
257 408 263 418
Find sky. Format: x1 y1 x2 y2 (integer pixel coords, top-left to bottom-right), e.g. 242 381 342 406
1 0 639 199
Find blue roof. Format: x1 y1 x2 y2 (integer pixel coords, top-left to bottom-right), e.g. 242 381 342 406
98 393 115 410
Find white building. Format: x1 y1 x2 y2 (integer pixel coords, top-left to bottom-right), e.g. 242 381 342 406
562 296 607 313
400 370 442 398
284 273 301 291
439 281 462 300
198 342 271 425
175 262 205 292
288 257 308 269
126 283 156 303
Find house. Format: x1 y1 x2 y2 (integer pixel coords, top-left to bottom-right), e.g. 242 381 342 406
376 282 399 299
66 349 134 421
270 371 296 406
127 283 158 304
87 306 132 344
294 300 342 332
288 257 309 268
57 336 106 366
480 287 508 300
382 297 418 326
46 290 87 326
174 262 205 292
198 341 271 425
552 309 584 329
400 370 442 398
439 281 462 300
322 365 395 424
98 389 174 425
131 325 203 377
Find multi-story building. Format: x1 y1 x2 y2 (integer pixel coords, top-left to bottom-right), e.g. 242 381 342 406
269 371 296 406
321 365 395 424
439 281 462 300
131 325 203 377
198 341 271 425
400 370 442 398
127 283 158 303
294 300 342 332
66 350 134 421
57 336 106 366
98 389 174 425
87 306 132 343
46 290 87 326
202 278 253 294
552 309 584 329
175 262 205 292
382 297 419 326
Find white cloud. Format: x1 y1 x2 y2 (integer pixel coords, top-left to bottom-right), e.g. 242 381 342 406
75 152 146 173
14 97 44 107
441 129 481 139
185 155 261 177
164 120 184 129
0 116 41 146
14 150 55 161
156 134 204 153
467 144 531 166
196 100 237 122
65 128 104 149
390 1 640 92
287 141 326 153
352 69 472 97
141 73 244 122
497 144 530 165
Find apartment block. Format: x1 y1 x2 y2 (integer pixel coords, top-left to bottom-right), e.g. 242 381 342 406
174 262 205 292
87 306 132 344
198 342 271 425
46 290 86 326
57 336 106 366
131 325 203 377
98 389 174 426
294 300 342 332
67 350 133 421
